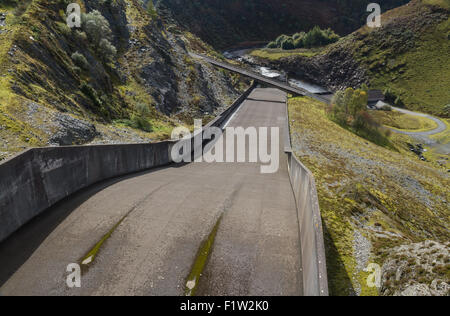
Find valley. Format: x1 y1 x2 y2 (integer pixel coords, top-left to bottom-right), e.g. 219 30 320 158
0 0 448 298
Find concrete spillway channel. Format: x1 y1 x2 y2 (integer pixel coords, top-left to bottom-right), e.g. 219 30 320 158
0 88 304 296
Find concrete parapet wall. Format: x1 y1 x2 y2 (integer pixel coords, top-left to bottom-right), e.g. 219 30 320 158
0 143 171 243
287 154 329 296
284 99 329 296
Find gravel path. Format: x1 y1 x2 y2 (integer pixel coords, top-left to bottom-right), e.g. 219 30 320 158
390 106 447 137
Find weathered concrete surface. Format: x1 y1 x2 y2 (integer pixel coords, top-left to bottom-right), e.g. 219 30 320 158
0 143 171 243
283 96 328 296
286 154 328 296
0 88 303 296
0 84 256 245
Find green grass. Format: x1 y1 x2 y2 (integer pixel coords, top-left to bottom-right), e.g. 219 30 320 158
424 0 450 10
352 2 450 117
250 47 323 61
288 96 450 296
370 110 439 132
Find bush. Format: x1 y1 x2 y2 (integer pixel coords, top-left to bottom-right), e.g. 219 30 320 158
80 10 117 63
80 82 102 108
82 10 112 46
99 38 117 61
147 0 158 19
267 41 278 49
293 36 305 49
281 37 295 50
266 27 339 50
74 31 88 42
275 34 289 46
132 103 153 132
444 104 450 116
329 87 392 148
71 52 89 70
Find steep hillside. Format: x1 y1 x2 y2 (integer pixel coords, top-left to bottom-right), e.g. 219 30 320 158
158 0 409 49
289 96 449 296
252 0 450 116
0 0 246 161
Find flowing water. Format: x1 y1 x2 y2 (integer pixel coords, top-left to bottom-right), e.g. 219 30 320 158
224 49 330 94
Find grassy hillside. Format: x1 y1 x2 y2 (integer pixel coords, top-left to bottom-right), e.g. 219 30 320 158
289 96 449 296
252 0 450 117
0 0 246 161
158 0 409 49
352 0 450 116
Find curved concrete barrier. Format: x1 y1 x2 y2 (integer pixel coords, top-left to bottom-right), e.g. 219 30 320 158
0 84 256 243
287 154 329 296
0 142 171 243
284 99 329 296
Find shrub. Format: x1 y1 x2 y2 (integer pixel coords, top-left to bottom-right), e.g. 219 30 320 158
281 37 295 50
267 41 278 49
293 36 305 49
275 34 289 46
71 52 89 70
81 10 117 62
82 10 112 46
444 104 450 116
266 27 339 50
132 103 153 132
74 31 88 42
71 66 82 76
99 38 117 61
147 0 158 19
80 82 102 108
329 87 391 147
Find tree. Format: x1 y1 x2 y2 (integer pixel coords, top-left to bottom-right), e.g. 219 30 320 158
331 87 368 125
99 38 117 61
71 52 89 70
267 41 278 49
281 37 295 50
82 10 112 46
132 103 152 132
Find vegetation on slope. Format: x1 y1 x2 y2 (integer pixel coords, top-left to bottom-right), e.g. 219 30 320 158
289 96 449 296
351 0 450 117
370 110 439 132
253 0 450 117
328 86 394 149
267 26 340 50
0 0 246 161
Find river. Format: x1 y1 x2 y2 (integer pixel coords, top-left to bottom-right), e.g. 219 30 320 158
223 49 329 94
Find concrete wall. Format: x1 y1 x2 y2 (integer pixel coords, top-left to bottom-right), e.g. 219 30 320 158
284 100 329 296
0 84 256 243
0 143 171 243
287 154 329 296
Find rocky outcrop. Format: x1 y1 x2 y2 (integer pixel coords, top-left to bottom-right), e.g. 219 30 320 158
0 0 243 158
48 112 98 146
258 45 369 92
381 240 450 296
